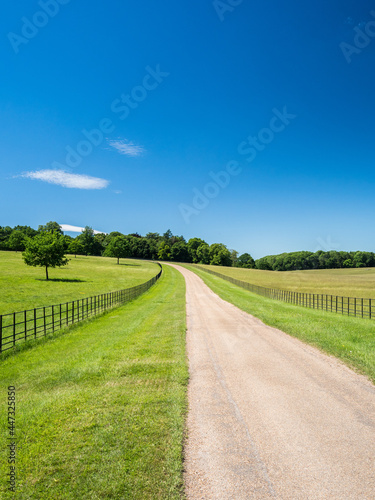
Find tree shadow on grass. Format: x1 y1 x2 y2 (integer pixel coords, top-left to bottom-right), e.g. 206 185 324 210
118 263 141 266
36 278 87 283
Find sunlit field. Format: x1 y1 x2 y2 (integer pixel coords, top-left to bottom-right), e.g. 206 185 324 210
194 264 375 298
0 251 159 315
0 265 187 499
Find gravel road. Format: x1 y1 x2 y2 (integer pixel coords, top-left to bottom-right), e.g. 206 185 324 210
169 264 375 499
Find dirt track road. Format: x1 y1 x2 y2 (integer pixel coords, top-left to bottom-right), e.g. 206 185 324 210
169 264 375 499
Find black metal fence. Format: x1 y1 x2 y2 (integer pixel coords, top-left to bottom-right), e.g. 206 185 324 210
0 264 162 353
192 265 374 320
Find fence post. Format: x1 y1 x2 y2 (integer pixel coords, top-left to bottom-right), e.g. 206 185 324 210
24 310 27 342
13 312 16 347
43 307 46 335
0 315 2 353
370 299 372 320
34 308 37 338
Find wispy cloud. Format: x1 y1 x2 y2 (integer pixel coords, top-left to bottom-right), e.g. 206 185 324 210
60 224 106 235
20 170 109 190
107 139 145 157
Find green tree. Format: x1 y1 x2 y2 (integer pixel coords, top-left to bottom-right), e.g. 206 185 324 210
13 225 38 238
77 226 96 255
196 243 210 264
211 249 232 266
63 234 73 250
209 243 232 266
158 241 171 260
145 233 161 259
162 229 173 242
8 230 26 252
38 221 63 235
187 238 206 263
145 232 161 241
124 236 152 259
0 226 12 250
256 255 275 270
230 249 239 267
94 233 107 248
23 233 69 280
103 236 130 264
170 241 189 262
67 239 85 258
343 259 353 268
238 253 255 268
353 251 375 268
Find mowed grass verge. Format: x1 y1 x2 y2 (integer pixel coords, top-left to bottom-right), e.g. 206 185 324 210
184 265 375 384
193 264 375 298
0 251 159 315
0 264 188 499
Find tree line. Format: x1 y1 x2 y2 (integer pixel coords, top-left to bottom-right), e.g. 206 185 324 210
1 223 374 273
256 250 375 271
0 222 254 271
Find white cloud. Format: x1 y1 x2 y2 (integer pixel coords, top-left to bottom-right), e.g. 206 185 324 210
60 224 106 235
107 139 144 157
21 170 109 190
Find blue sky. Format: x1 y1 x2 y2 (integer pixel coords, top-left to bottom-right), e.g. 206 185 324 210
1 0 375 258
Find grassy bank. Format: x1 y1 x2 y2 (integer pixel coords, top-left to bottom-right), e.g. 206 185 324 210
193 264 375 298
185 265 375 384
0 264 187 499
0 251 159 315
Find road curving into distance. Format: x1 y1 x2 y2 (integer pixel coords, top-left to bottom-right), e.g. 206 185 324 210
168 264 375 499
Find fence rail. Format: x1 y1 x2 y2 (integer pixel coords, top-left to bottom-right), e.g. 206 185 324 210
192 265 374 320
0 264 162 353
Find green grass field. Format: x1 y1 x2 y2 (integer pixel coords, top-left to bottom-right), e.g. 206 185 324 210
194 264 375 298
0 264 187 499
185 265 375 385
0 251 159 315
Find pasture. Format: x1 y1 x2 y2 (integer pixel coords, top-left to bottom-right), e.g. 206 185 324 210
0 264 187 499
0 251 159 315
194 264 375 298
